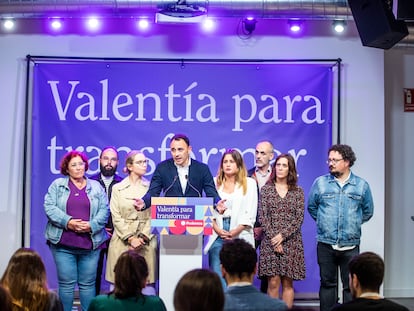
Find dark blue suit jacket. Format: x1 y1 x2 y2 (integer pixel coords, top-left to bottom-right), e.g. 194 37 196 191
142 158 220 208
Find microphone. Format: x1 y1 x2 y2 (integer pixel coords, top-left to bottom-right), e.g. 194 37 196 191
185 174 201 197
164 175 178 195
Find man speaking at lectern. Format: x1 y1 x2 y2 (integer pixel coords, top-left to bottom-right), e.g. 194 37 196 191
134 133 224 211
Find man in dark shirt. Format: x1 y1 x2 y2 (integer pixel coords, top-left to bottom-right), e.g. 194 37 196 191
331 252 408 311
247 140 274 293
90 146 122 295
134 134 223 210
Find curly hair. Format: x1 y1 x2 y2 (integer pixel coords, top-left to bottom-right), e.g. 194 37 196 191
329 144 356 167
59 150 89 175
0 248 50 311
219 238 257 279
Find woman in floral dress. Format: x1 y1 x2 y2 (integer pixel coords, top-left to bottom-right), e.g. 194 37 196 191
258 153 306 309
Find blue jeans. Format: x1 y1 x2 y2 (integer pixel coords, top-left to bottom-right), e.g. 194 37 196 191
50 244 100 311
317 242 359 311
208 217 230 290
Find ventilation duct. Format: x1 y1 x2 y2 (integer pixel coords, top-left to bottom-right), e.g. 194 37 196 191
0 0 352 20
0 0 413 45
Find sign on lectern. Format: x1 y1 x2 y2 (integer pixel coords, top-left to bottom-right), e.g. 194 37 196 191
151 197 214 311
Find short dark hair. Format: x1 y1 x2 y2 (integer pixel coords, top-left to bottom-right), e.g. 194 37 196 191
171 134 190 146
329 144 357 167
174 269 224 311
59 150 89 175
113 251 149 299
219 238 257 279
348 252 384 292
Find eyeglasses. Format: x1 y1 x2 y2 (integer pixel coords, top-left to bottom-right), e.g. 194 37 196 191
101 156 118 162
326 158 344 164
70 162 85 168
134 159 149 166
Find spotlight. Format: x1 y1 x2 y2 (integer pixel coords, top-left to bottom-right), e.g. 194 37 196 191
137 19 150 30
50 18 63 31
242 17 257 35
288 19 303 33
3 18 15 30
333 20 346 33
86 17 101 31
201 18 215 32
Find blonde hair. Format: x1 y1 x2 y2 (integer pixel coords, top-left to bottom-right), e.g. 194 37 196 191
216 149 248 195
123 150 145 174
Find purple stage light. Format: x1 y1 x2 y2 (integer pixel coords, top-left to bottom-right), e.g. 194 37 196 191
3 18 15 30
201 18 215 32
86 17 101 31
242 17 257 34
50 19 62 31
137 19 150 30
288 19 303 33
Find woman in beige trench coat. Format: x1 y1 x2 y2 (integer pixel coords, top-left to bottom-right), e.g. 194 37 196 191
105 150 158 290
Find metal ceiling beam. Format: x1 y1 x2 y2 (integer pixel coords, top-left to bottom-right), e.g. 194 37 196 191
1 0 413 45
0 0 352 19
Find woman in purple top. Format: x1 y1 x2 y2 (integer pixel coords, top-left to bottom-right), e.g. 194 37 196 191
44 150 109 311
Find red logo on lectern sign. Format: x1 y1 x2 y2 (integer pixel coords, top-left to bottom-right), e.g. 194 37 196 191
404 88 414 112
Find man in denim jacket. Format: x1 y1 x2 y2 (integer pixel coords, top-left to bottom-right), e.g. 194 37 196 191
307 144 374 311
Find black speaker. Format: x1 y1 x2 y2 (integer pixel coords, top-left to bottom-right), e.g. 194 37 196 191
394 0 414 21
348 0 409 49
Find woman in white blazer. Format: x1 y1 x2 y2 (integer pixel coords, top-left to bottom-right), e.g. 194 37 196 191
204 148 258 289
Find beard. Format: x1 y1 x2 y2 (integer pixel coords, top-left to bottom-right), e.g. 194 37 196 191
100 164 117 177
329 166 343 178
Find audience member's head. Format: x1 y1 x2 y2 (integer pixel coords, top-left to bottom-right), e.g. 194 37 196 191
173 268 224 311
0 285 13 311
219 238 257 283
113 250 149 299
348 251 384 297
0 248 50 311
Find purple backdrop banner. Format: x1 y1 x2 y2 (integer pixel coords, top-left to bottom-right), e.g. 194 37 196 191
31 60 333 293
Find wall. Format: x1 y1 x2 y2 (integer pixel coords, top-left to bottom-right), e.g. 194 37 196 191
0 18 392 297
384 47 414 297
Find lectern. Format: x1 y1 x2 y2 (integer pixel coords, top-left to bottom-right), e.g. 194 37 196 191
151 197 214 311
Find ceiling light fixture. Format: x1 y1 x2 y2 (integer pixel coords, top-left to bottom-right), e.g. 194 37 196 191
86 17 101 31
3 18 15 30
242 17 257 35
201 18 215 32
137 19 150 30
50 18 63 31
288 19 303 33
333 20 346 33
